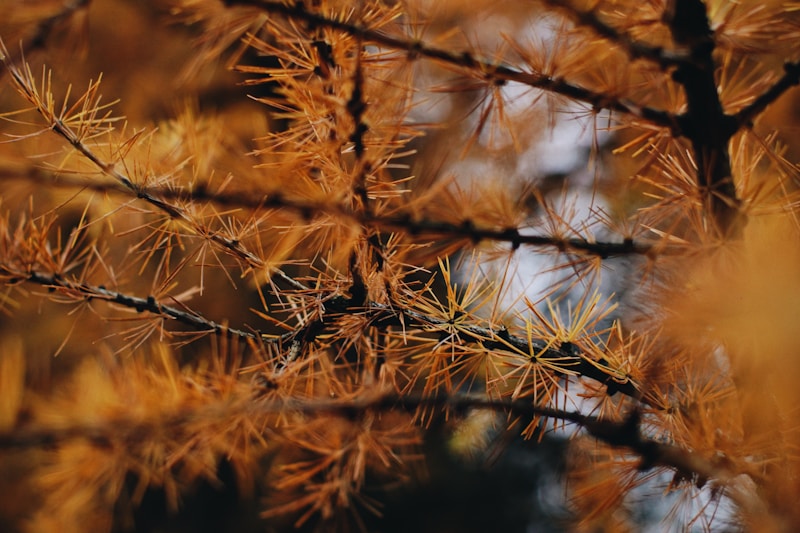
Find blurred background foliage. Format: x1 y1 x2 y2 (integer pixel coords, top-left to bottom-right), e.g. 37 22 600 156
1 0 800 531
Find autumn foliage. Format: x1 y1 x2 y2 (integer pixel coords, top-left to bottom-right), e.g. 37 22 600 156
1 0 800 531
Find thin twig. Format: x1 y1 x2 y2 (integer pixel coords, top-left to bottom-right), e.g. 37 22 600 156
2 267 259 340
0 52 308 292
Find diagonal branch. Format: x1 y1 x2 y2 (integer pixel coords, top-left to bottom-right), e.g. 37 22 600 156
0 0 91 68
364 395 744 490
539 0 692 68
223 0 680 132
2 266 260 341
2 260 645 401
733 61 800 129
0 51 308 292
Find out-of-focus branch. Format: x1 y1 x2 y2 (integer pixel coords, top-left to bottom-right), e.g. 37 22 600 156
0 391 749 504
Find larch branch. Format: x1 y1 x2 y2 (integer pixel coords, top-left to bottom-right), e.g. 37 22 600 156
539 0 691 68
734 61 800 129
0 167 669 258
0 391 746 504
223 0 680 132
0 51 308 292
1 266 260 340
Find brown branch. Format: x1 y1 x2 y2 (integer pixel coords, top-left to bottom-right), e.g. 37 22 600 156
269 293 646 402
369 395 739 488
540 0 692 68
365 301 644 401
2 267 260 341
0 258 642 400
7 264 644 401
270 393 768 515
0 393 699 478
223 0 680 132
179 185 660 257
0 166 669 258
0 391 744 497
0 52 308 292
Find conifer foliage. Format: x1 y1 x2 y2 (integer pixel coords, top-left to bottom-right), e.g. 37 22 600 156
1 0 800 531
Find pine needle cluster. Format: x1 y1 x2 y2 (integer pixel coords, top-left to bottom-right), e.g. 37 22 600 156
1 0 799 531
